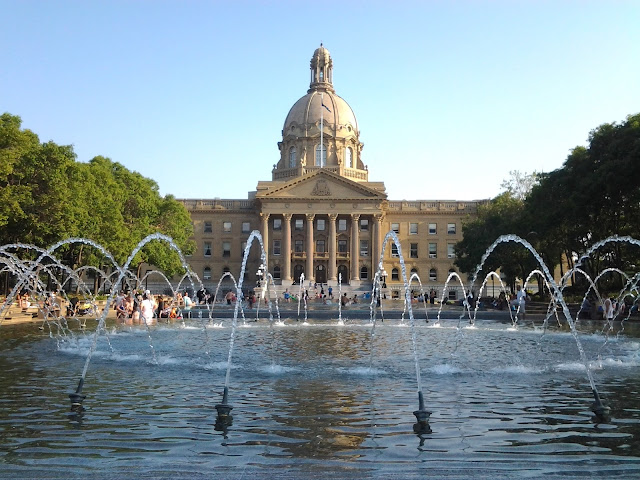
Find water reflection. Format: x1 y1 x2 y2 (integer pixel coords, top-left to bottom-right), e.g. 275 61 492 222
0 320 639 479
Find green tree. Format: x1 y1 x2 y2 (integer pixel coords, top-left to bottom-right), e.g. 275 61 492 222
0 113 77 246
500 170 540 201
0 113 194 281
455 193 536 292
526 113 640 281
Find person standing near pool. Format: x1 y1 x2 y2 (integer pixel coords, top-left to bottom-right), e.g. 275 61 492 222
516 285 528 321
141 290 155 325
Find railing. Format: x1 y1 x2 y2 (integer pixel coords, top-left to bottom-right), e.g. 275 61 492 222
179 199 255 211
272 166 369 182
386 201 480 213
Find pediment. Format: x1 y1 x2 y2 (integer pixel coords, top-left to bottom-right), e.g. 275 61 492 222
256 170 386 201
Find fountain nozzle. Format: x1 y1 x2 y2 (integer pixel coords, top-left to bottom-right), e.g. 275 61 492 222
215 386 233 418
69 377 86 411
413 390 432 433
591 388 610 422
214 386 233 432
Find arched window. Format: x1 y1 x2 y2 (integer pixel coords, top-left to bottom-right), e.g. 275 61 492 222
273 265 281 280
223 266 230 275
203 267 212 280
392 268 399 281
346 147 353 168
410 268 418 276
315 144 326 167
289 147 296 168
337 265 348 282
360 266 368 280
429 268 437 282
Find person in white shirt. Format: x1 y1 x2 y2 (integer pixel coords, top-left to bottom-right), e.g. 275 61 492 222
603 298 614 321
516 285 528 321
183 292 193 318
141 290 155 325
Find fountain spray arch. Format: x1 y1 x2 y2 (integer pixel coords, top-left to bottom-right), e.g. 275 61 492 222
4 231 640 478
467 234 615 418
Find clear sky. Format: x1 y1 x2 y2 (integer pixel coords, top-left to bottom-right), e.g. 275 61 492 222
2 1 639 201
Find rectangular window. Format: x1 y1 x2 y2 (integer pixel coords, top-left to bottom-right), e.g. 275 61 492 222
317 219 325 231
429 223 437 235
410 243 418 258
448 243 456 258
295 219 303 231
242 222 251 233
360 240 369 257
391 244 399 257
338 219 347 231
222 242 231 257
294 239 304 253
273 218 282 231
316 239 325 254
448 290 458 301
223 222 232 233
410 223 418 235
273 239 281 255
448 223 457 234
338 239 348 253
204 221 212 233
391 223 399 233
429 243 437 258
204 242 212 257
360 218 369 231
203 268 212 280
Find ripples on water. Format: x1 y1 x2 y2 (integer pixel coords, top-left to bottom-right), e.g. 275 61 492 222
1 319 640 479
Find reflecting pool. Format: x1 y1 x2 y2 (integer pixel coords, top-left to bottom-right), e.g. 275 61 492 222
1 317 639 479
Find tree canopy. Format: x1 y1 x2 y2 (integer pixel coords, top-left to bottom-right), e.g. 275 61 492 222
0 113 194 276
455 113 640 289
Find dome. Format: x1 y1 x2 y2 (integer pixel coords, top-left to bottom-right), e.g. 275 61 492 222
273 45 367 183
313 45 331 61
283 91 358 134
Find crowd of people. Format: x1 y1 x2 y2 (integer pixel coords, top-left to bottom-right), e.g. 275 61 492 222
113 290 183 325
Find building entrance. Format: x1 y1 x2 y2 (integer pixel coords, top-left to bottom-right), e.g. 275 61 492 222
337 265 349 284
315 264 327 284
293 264 304 284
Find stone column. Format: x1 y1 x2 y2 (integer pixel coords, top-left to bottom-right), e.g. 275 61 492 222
260 213 270 261
305 213 315 282
328 213 337 282
283 213 292 282
373 214 383 273
350 214 360 283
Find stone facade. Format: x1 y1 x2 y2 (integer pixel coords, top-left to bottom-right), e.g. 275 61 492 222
178 45 480 301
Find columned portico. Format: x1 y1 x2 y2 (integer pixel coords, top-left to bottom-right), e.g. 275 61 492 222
305 213 315 281
283 213 292 282
350 214 360 285
261 213 270 260
373 214 383 273
328 213 337 282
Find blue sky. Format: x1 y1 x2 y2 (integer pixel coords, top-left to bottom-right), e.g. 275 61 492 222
2 1 639 201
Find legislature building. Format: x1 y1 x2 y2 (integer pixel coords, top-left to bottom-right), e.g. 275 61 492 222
179 45 480 300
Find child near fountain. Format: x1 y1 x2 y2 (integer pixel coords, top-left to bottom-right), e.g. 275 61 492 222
515 285 529 321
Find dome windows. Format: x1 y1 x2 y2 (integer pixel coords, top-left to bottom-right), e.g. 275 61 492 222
289 147 296 168
346 147 353 168
315 144 327 167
